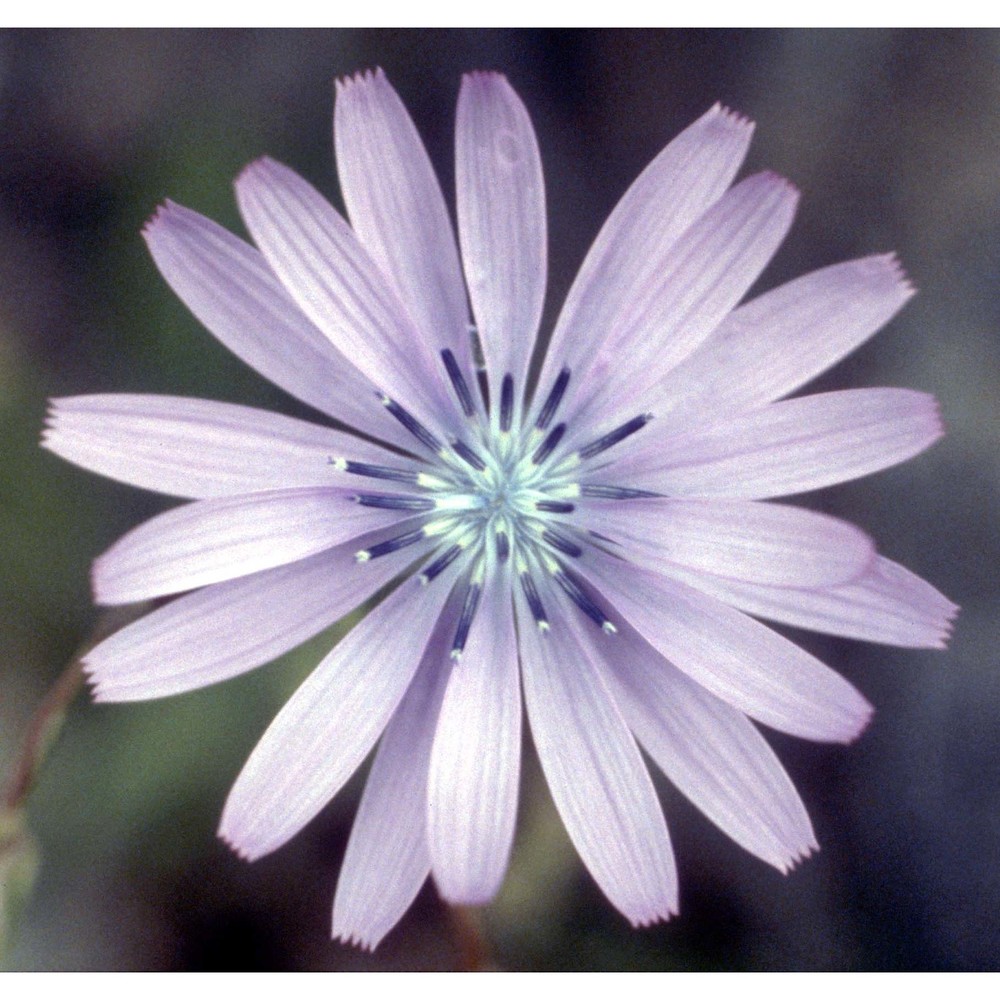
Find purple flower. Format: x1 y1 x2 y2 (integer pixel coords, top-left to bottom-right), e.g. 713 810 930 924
43 69 956 948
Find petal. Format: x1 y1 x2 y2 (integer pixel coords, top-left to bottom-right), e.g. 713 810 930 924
219 565 460 862
537 103 754 405
335 69 474 382
613 389 944 499
235 158 458 437
580 552 873 743
43 394 410 499
596 623 817 872
456 72 546 403
84 530 409 701
332 603 456 950
578 498 875 588
427 571 521 904
517 587 678 926
660 555 958 650
92 488 408 604
655 254 916 426
143 201 412 449
560 173 799 437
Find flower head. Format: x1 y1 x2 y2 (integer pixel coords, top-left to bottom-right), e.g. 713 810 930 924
43 69 956 948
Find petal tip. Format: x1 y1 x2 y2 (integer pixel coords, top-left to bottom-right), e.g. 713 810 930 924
935 601 960 648
928 398 947 449
89 555 119 607
235 156 280 191
628 903 679 929
842 701 875 745
142 203 167 238
878 252 917 299
332 926 379 952
142 199 186 239
758 169 801 201
709 101 756 135
461 69 509 93
84 662 113 703
335 66 384 95
778 839 819 875
217 823 262 863
39 398 61 447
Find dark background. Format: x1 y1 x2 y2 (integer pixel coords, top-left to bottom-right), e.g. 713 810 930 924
1 28 997 970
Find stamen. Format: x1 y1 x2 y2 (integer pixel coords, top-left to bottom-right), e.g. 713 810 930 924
580 485 661 500
336 460 421 485
451 438 487 472
441 349 475 417
468 323 485 367
542 530 583 559
419 544 463 584
355 527 427 563
535 500 575 514
477 369 490 411
451 581 483 660
355 494 436 512
496 531 510 563
553 568 617 633
469 323 490 410
536 368 570 430
578 413 653 461
532 422 566 465
380 395 443 453
499 374 514 432
520 572 549 632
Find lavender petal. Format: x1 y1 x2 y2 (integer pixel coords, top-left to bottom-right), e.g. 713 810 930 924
518 586 678 926
218 565 461 862
457 72 546 402
43 394 410 499
332 604 456 950
597 622 817 872
92 488 410 604
335 69 474 383
581 551 874 743
427 572 521 904
610 388 943 499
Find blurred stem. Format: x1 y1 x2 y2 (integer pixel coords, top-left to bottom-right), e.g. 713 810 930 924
4 652 85 812
2 617 123 959
2 609 130 813
448 904 493 972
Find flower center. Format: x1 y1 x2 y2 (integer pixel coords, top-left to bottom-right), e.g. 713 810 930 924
333 349 654 658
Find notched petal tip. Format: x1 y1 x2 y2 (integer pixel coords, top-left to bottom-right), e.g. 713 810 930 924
928 597 960 650
38 397 62 447
141 198 185 237
628 903 678 929
80 657 110 703
216 824 261 864
706 101 756 135
141 203 167 237
332 927 379 952
335 65 386 95
875 251 917 298
778 837 820 875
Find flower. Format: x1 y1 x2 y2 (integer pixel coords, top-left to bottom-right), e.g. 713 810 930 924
43 68 956 949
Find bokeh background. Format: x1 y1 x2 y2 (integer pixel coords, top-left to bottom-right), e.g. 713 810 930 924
0 28 997 971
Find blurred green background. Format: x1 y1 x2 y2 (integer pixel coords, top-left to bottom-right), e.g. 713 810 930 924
1 28 997 970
